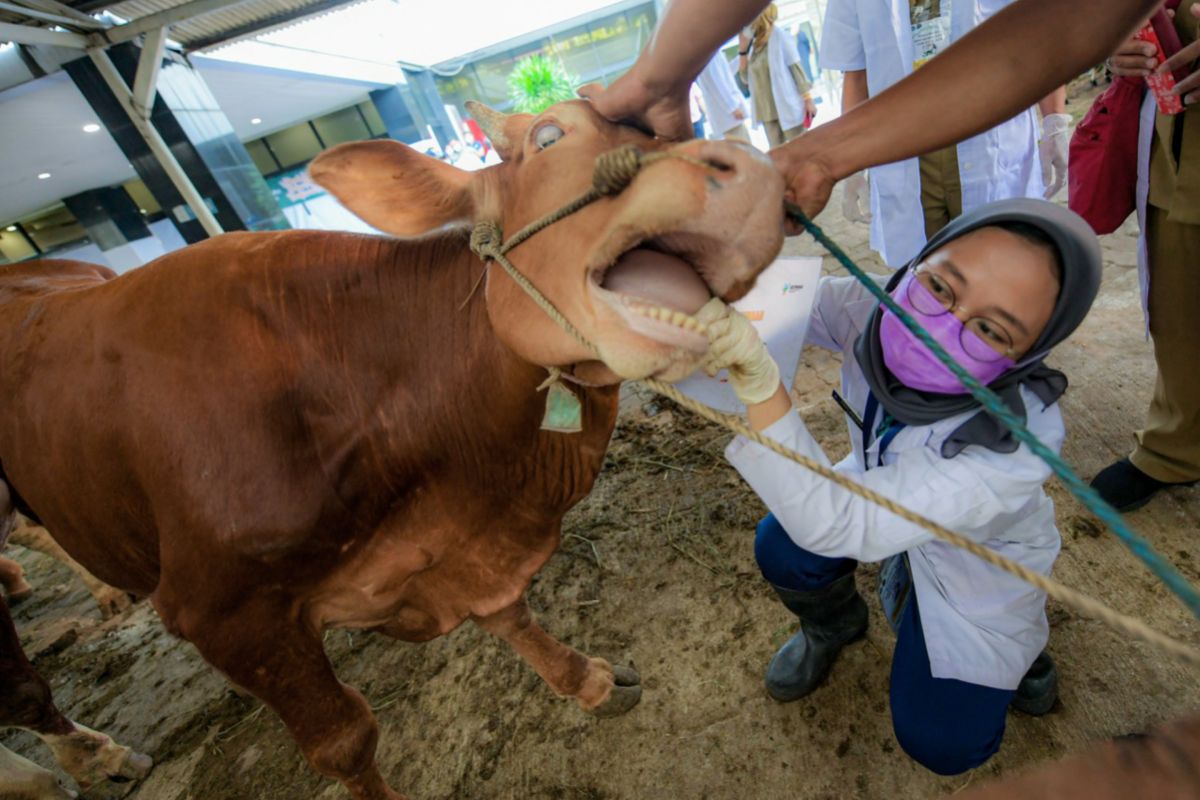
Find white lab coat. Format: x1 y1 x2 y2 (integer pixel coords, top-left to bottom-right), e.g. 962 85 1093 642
726 276 1060 690
766 27 811 132
819 0 1045 268
1135 92 1156 332
695 52 748 136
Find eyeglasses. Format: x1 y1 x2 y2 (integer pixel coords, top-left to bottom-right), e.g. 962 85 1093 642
908 263 1017 362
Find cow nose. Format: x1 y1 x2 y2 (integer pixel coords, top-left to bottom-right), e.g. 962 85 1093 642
678 139 774 185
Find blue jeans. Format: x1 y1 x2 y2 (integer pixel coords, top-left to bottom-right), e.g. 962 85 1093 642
755 513 1016 776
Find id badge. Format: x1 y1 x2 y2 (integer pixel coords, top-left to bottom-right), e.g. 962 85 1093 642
911 0 950 70
878 553 913 634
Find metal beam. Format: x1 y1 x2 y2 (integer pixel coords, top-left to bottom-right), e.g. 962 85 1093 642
0 19 87 47
100 0 251 45
131 24 166 118
10 0 105 29
183 0 346 51
87 47 223 238
0 0 96 30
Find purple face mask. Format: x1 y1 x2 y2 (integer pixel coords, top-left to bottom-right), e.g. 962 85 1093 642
879 271 1016 395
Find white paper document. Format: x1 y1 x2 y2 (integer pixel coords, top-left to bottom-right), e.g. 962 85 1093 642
673 256 822 414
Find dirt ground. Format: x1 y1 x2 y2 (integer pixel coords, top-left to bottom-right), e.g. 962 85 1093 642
5 81 1200 800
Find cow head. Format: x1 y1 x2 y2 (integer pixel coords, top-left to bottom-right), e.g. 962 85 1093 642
309 100 784 384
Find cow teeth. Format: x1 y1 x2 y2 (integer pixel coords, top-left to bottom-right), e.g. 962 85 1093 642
628 304 708 335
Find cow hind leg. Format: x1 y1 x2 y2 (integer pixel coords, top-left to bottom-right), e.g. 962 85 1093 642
0 483 33 604
0 555 33 604
472 596 642 717
176 597 405 800
8 523 133 619
0 744 77 800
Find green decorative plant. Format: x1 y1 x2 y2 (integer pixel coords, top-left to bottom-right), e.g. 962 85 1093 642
507 54 577 114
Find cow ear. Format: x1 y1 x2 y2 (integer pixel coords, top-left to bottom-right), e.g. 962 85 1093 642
309 140 475 236
465 101 533 161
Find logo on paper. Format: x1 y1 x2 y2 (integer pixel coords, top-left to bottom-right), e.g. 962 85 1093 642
781 283 807 295
743 310 765 321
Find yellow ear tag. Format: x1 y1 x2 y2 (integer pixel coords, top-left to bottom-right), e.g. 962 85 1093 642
538 368 583 433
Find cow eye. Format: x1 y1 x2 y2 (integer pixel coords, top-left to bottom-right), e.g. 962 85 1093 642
534 124 565 150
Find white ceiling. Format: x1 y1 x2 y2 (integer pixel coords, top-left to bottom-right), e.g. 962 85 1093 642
0 57 383 225
0 72 136 224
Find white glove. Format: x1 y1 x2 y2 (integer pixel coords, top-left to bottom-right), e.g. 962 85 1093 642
841 171 872 224
1040 113 1071 200
697 298 781 406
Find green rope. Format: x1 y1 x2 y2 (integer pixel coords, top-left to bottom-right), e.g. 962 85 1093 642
785 201 1200 621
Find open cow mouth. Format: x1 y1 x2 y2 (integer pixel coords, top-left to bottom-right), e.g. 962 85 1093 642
591 237 717 354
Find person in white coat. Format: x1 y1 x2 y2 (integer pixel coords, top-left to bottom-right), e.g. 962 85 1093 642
822 0 1071 268
694 51 752 141
697 199 1101 774
738 4 818 147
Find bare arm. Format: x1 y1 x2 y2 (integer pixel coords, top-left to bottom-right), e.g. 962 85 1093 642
1038 86 1067 117
842 69 868 114
579 0 768 140
773 0 1159 216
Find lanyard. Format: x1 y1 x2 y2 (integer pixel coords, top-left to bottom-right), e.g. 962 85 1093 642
862 391 906 469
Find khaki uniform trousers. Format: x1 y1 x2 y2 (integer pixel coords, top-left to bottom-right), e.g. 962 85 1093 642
763 120 805 148
919 144 963 241
1131 204 1200 483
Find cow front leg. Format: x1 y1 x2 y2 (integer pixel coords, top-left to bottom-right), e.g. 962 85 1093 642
472 596 641 717
0 594 151 791
175 598 405 800
0 743 77 800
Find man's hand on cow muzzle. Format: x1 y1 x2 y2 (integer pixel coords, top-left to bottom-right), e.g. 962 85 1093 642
770 142 837 235
697 298 781 406
579 74 695 142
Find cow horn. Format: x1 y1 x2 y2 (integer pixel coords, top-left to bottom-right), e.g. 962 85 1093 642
465 101 511 151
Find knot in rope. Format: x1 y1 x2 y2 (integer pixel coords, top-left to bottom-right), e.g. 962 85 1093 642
592 145 643 196
470 221 503 259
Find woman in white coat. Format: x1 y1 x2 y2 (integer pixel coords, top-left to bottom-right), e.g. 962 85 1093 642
694 51 752 141
738 4 817 147
698 199 1101 774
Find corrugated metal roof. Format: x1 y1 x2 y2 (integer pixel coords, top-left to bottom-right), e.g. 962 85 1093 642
0 0 368 52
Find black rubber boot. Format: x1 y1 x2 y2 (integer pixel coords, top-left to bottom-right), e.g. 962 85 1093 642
765 572 869 702
1090 458 1197 513
1011 650 1058 716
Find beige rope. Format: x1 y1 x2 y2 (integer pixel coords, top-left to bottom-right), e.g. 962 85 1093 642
469 147 1200 668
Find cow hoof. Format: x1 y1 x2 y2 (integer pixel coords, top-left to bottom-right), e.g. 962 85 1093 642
590 664 642 718
93 587 135 619
117 751 154 782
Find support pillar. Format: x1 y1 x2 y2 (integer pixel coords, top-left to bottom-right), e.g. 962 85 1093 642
64 41 288 244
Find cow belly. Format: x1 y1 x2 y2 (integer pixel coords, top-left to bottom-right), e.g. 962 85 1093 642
305 510 561 642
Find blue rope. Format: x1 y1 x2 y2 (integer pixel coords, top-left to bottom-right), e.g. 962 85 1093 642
786 201 1200 620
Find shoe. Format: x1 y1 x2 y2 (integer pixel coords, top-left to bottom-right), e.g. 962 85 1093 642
1011 651 1057 716
764 572 869 702
1090 458 1198 513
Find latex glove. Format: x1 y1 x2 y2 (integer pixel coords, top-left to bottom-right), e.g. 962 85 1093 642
1040 113 1071 200
699 299 781 406
841 171 872 224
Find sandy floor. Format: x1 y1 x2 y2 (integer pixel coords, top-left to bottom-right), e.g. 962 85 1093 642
4 81 1199 800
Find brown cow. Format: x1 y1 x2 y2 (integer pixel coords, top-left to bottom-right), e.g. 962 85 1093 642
0 100 784 799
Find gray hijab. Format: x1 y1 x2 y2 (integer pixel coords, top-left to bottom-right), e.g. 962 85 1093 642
853 198 1102 457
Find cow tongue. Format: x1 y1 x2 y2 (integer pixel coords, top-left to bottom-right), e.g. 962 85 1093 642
601 248 711 314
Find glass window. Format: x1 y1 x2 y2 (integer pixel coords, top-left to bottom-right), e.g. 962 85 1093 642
23 206 87 252
243 139 279 176
359 101 387 137
267 124 323 169
123 180 162 215
313 105 371 147
0 229 36 263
